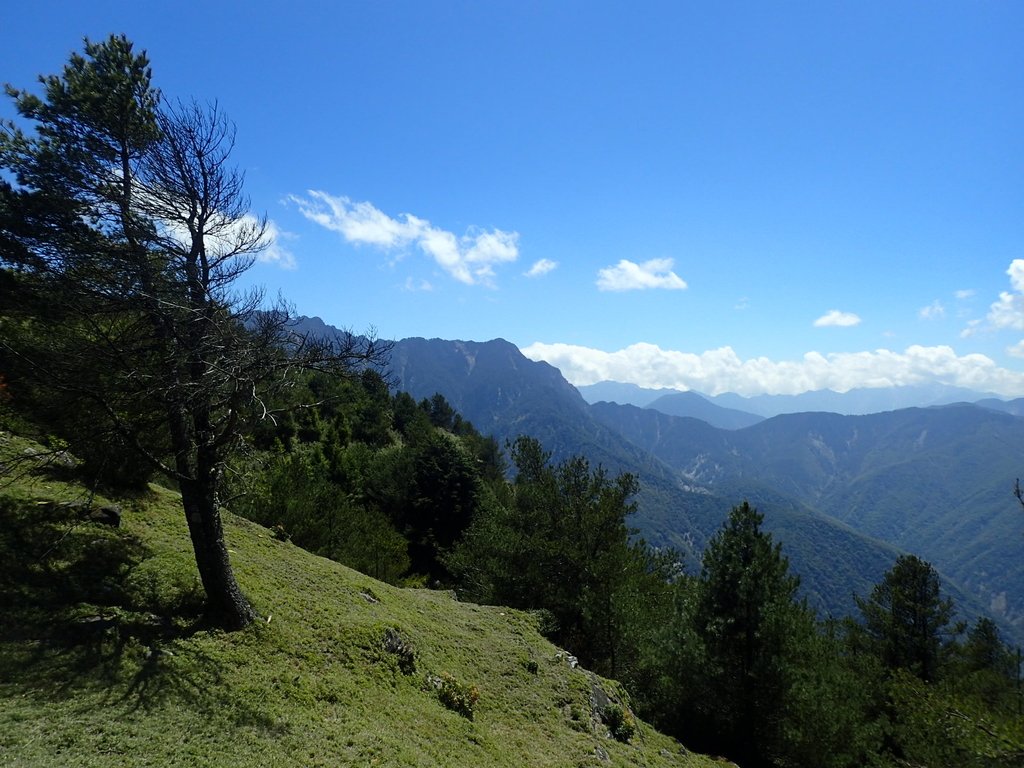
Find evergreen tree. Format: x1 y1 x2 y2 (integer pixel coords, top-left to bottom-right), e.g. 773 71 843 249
855 554 954 682
691 501 809 766
449 435 673 678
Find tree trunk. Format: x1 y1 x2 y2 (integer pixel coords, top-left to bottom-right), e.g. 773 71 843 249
180 477 257 630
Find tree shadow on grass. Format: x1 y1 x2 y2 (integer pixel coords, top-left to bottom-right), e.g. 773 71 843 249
0 495 282 734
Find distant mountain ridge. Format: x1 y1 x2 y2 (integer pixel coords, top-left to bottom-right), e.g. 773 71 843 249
644 391 764 430
589 401 1024 635
578 379 1003 418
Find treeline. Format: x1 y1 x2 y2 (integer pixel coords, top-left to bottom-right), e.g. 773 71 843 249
221 370 1022 768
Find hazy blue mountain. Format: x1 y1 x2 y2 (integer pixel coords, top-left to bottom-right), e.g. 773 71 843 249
389 337 665 476
644 391 764 430
578 376 1000 417
707 383 999 417
975 397 1024 417
577 381 682 408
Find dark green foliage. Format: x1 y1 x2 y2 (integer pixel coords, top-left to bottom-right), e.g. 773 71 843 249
238 447 410 584
230 381 494 586
686 502 811 765
1 37 386 630
449 435 675 681
423 393 457 431
0 36 165 492
948 617 1022 714
855 554 954 682
403 431 481 580
962 618 1017 680
641 504 899 768
602 702 637 743
886 669 1024 767
779 622 886 768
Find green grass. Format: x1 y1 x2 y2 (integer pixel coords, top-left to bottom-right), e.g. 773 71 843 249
0 430 719 767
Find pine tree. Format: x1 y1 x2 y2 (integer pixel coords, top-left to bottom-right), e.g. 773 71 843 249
855 554 954 682
0 36 383 629
692 501 808 766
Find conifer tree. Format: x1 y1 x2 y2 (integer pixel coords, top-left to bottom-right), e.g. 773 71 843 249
856 554 954 682
692 501 808 766
0 36 382 629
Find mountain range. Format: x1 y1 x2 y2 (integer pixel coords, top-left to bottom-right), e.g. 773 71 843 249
579 380 1004 419
294 318 1024 643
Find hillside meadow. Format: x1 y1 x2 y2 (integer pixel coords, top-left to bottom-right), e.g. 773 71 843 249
0 430 719 768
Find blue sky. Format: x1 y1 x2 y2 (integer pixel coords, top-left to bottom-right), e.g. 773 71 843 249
4 1 1023 396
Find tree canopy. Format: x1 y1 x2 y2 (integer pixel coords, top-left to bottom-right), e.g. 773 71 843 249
855 553 954 682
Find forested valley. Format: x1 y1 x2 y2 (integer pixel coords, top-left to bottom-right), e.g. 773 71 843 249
1 35 1022 768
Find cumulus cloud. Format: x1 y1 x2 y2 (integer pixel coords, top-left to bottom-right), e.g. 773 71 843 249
813 310 862 328
290 191 519 286
520 341 1024 397
525 258 558 278
955 289 976 300
984 259 1024 331
596 258 687 292
918 300 945 320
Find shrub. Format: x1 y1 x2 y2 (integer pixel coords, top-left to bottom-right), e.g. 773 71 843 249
603 703 636 743
428 673 480 719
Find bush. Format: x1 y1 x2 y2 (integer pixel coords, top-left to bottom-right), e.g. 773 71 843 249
428 673 480 719
603 703 637 743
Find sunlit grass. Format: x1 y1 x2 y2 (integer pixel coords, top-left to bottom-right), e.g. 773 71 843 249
0 430 717 767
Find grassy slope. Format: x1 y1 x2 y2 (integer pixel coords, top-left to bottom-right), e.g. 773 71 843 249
0 431 719 768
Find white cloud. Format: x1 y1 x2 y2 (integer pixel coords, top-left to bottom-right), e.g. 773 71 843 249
1007 341 1024 359
402 277 434 292
813 310 862 328
525 258 558 278
960 319 982 339
520 341 1024 397
146 181 296 270
596 258 687 292
955 289 976 300
290 191 519 286
984 259 1024 331
257 219 297 270
918 300 945 320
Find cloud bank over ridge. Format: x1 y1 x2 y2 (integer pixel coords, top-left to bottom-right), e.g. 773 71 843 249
521 341 1024 397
